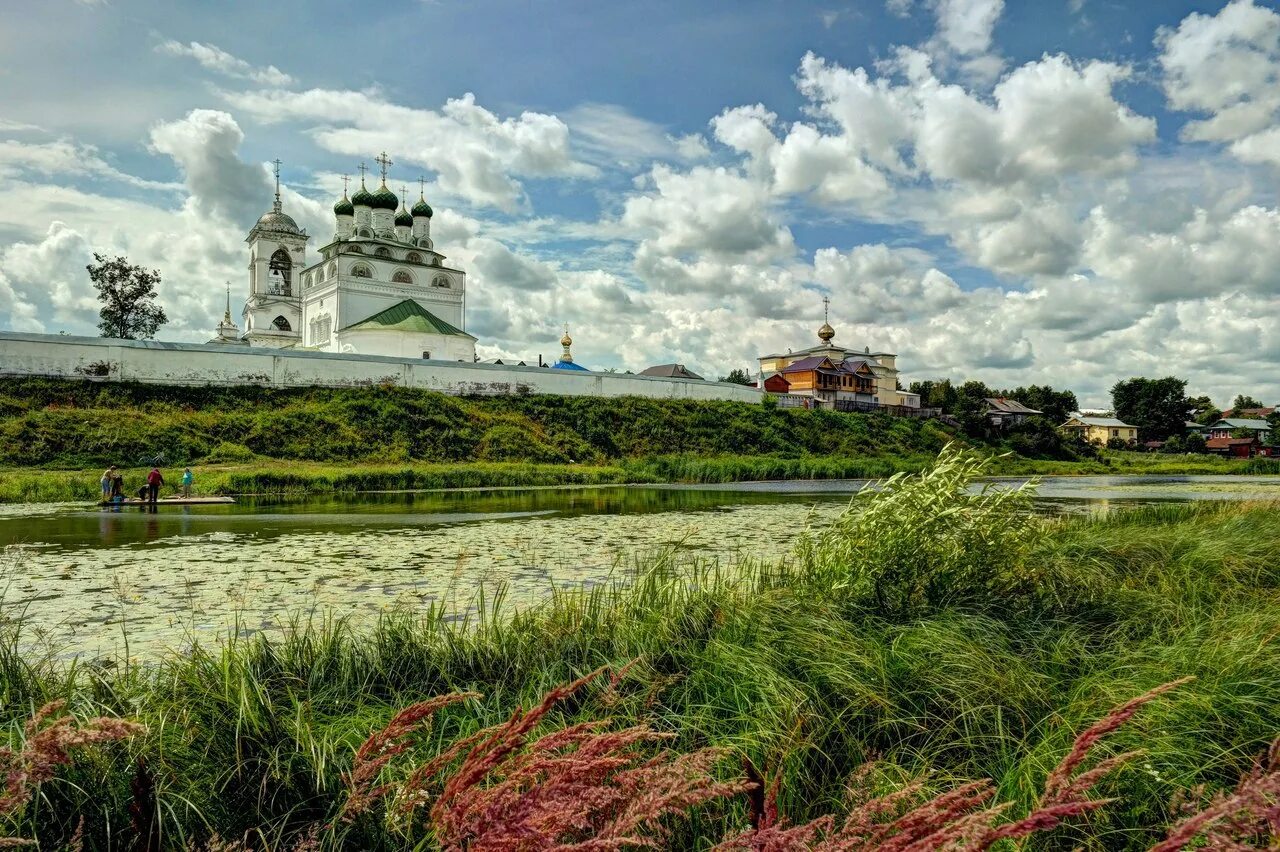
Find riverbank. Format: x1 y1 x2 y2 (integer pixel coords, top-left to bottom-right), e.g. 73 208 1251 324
2 452 1279 848
2 449 1276 504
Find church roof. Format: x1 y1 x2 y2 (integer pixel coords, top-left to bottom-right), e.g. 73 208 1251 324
551 359 589 371
341 299 476 338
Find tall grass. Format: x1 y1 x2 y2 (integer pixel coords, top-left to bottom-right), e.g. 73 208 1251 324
0 450 1276 848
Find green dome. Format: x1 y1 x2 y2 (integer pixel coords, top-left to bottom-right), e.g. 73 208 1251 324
333 195 354 216
351 183 375 207
395 206 413 227
371 182 400 210
411 198 434 218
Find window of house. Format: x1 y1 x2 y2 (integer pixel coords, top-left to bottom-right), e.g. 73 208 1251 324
374 247 391 258
406 252 422 264
432 275 450 288
392 269 412 284
422 351 431 359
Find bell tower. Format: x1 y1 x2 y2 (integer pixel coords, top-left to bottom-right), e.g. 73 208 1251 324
243 159 309 347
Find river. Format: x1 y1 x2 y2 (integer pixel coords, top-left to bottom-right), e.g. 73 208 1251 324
2 475 1277 659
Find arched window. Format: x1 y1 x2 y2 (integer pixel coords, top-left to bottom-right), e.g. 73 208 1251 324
431 275 450 288
326 262 337 280
392 269 413 284
268 248 292 295
347 245 364 254
351 264 373 278
406 252 422 264
356 227 372 238
374 247 392 258
271 315 292 332
430 257 441 267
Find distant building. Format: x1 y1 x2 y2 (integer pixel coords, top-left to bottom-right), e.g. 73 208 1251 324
640 364 703 380
1207 418 1272 442
756 305 915 408
1205 436 1264 458
1220 406 1276 420
983 397 1042 429
550 326 589 372
761 373 792 394
1060 413 1138 446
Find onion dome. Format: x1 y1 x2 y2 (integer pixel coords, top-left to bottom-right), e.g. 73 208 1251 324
254 209 301 235
351 180 375 208
412 196 434 219
333 193 354 216
818 321 835 343
371 182 400 210
395 205 413 227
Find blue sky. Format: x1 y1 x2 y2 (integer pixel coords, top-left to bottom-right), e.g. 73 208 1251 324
2 0 1280 405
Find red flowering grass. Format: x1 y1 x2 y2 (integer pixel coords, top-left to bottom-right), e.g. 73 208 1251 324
716 678 1191 851
338 691 478 821
0 701 142 847
1151 735 1280 850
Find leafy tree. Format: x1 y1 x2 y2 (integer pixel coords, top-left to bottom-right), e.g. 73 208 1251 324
1232 394 1265 412
1110 376 1189 441
1230 428 1257 440
1106 436 1130 450
719 368 753 385
908 379 959 413
87 253 167 340
1184 431 1207 454
1268 409 1280 436
1186 395 1220 424
1161 435 1185 454
1194 405 1223 426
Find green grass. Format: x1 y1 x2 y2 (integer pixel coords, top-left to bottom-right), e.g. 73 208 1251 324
1 450 1278 849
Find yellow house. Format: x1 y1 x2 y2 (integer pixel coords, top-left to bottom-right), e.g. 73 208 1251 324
1060 414 1138 445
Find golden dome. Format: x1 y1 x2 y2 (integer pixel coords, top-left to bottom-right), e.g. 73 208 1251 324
560 331 572 347
818 321 835 343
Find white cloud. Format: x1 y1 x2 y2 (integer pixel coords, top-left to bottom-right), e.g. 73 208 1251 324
1157 0 1280 165
224 88 594 212
156 40 294 86
0 139 179 191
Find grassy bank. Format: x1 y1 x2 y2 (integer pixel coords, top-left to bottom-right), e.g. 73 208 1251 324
1 451 1279 848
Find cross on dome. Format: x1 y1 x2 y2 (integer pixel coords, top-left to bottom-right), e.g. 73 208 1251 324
271 158 283 212
375 152 393 184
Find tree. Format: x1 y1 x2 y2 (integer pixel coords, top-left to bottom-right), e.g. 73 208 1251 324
1110 376 1189 441
908 379 959 413
87 253 167 340
1231 394 1265 412
1185 431 1207 453
719 368 752 385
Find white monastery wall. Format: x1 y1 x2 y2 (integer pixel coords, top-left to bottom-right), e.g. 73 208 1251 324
0 332 762 402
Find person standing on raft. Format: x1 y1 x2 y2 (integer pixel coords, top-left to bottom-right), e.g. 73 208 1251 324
100 465 116 502
145 467 165 506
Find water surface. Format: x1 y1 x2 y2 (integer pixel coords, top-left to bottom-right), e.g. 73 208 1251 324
2 475 1275 659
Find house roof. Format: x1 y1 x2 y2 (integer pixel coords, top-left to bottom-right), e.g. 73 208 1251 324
1210 418 1271 430
1185 421 1207 430
550 359 589 371
1222 406 1276 419
984 397 1043 415
779 355 834 373
341 299 476 338
1206 437 1258 449
639 363 704 380
1063 414 1136 428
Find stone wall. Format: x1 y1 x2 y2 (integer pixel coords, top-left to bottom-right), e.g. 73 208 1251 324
0 332 763 402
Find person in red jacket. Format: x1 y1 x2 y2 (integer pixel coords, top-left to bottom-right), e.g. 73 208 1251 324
146 467 165 506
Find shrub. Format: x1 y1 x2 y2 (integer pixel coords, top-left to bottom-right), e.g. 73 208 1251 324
794 445 1040 618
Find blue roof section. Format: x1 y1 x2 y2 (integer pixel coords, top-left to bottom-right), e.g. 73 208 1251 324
551 360 589 371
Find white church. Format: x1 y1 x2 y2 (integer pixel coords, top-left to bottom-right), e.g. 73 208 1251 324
212 155 477 362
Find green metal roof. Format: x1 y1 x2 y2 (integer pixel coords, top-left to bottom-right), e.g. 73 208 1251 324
341 299 475 337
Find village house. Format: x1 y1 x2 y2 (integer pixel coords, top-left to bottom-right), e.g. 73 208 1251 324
1059 413 1139 446
1204 437 1267 458
983 397 1042 430
1207 418 1272 442
639 364 704 380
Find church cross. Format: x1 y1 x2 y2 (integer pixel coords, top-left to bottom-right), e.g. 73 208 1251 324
341 174 349 195
357 162 368 186
375 151 393 183
400 185 408 206
418 175 427 198
271 158 283 211
823 295 830 323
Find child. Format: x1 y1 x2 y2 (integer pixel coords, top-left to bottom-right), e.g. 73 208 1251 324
100 465 116 502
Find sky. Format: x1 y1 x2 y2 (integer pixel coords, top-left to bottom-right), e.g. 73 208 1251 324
1 0 1279 407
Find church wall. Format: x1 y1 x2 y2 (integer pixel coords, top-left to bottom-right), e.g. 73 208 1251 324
336 329 476 361
0 332 762 403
